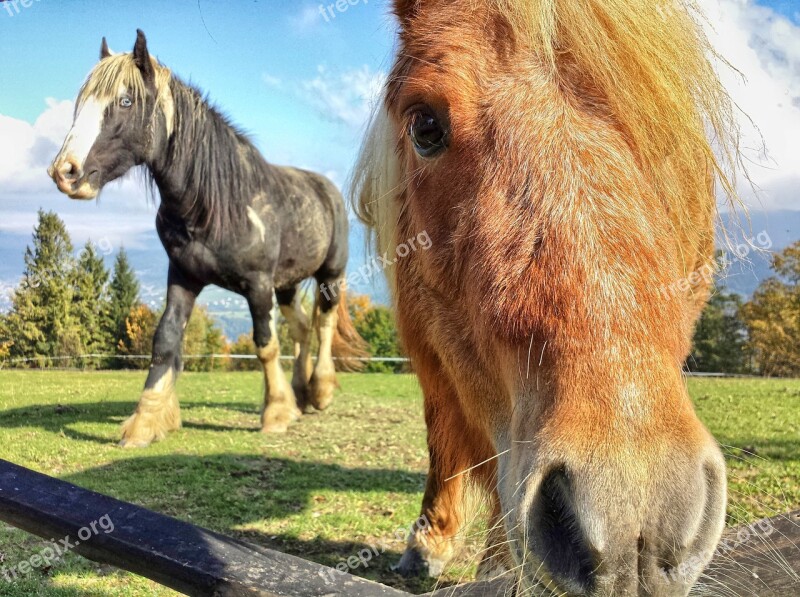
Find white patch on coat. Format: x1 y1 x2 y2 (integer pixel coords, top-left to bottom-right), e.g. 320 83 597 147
247 207 266 242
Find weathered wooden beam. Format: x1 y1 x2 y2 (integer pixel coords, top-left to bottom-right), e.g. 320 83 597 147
701 510 800 596
1 458 798 596
0 459 407 597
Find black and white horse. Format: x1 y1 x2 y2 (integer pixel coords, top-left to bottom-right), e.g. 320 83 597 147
49 31 366 447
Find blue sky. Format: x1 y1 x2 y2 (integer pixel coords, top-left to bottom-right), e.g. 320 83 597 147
764 0 800 20
0 0 798 314
0 0 395 176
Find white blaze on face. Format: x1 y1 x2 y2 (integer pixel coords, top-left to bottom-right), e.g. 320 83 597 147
56 96 108 169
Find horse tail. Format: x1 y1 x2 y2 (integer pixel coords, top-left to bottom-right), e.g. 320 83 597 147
329 287 369 372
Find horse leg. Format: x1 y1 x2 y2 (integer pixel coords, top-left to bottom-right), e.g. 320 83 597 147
120 268 199 448
396 353 496 577
249 286 301 433
276 286 312 412
308 278 339 411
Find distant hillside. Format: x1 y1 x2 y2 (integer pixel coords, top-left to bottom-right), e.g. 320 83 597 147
0 219 391 340
1 210 797 340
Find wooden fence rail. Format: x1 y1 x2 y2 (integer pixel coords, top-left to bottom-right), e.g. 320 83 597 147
1 459 798 596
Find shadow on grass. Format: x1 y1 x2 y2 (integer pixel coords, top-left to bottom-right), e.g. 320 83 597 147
0 398 274 445
2 448 437 593
57 454 434 593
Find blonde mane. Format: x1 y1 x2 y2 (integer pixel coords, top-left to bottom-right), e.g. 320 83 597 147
353 0 743 273
77 53 174 135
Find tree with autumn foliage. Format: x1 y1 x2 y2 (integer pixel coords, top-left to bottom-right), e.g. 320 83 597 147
117 303 158 369
740 241 800 377
348 294 404 372
182 306 228 371
228 333 260 371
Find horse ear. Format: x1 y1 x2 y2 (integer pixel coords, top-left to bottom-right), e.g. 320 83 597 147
132 29 155 83
100 37 111 60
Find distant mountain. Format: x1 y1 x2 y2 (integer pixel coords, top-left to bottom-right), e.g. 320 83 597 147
718 209 800 296
1 209 797 340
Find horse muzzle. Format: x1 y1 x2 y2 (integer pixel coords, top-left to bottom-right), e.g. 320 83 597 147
502 428 727 596
48 156 99 200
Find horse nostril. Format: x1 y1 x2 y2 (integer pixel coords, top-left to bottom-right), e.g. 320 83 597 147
57 158 83 182
528 467 596 594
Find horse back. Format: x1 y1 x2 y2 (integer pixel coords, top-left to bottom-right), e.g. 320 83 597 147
256 165 348 288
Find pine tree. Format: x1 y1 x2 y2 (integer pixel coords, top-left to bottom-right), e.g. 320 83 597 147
107 248 141 351
4 210 79 365
688 288 748 374
72 241 112 366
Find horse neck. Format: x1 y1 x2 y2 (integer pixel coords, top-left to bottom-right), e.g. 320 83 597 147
147 79 254 232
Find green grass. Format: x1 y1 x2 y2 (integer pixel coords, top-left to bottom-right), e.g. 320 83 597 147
0 371 797 596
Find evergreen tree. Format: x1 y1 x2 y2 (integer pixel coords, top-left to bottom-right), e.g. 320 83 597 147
107 248 140 350
4 210 79 365
688 288 748 373
0 314 12 363
72 241 112 366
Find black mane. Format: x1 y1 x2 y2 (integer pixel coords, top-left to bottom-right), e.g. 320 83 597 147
158 77 264 237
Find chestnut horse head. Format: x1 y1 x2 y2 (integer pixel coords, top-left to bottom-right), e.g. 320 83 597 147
355 0 739 594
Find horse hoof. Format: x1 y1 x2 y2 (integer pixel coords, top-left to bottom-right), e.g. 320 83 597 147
392 547 446 578
261 421 289 433
309 373 336 411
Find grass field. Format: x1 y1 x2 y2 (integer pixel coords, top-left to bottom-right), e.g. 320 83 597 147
0 371 798 596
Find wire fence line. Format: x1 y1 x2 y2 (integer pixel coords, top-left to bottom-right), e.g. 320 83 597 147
0 354 411 366
0 354 757 377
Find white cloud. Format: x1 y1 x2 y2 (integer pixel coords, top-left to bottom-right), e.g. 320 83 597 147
699 0 800 210
0 98 72 193
262 73 283 90
289 5 323 33
0 99 158 247
297 65 386 130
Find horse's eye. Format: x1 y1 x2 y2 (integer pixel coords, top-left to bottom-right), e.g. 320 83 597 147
119 97 133 109
409 109 448 158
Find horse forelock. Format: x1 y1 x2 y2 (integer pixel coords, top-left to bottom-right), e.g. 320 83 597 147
77 53 174 136
354 0 744 288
